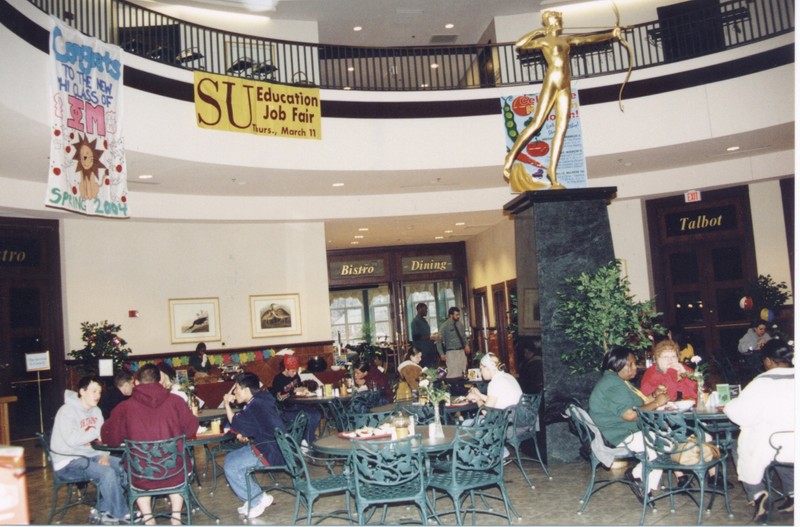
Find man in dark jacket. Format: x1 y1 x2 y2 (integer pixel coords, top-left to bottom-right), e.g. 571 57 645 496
101 363 199 525
99 369 134 419
223 371 287 519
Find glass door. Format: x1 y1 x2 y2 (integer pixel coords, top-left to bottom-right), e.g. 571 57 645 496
403 280 467 343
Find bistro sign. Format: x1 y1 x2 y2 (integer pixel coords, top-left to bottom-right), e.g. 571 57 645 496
401 255 453 274
0 238 40 267
329 259 385 279
664 204 737 237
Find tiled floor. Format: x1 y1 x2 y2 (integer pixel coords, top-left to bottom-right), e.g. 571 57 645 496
20 438 794 526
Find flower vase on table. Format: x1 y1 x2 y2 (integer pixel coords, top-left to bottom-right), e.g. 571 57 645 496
696 380 706 411
430 403 444 439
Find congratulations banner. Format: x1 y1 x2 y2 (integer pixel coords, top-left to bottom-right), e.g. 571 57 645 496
501 90 587 189
194 71 322 140
47 18 128 218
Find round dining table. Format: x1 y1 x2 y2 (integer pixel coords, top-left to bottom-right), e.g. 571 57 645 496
313 424 458 456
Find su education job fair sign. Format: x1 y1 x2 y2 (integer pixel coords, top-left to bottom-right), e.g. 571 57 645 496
194 71 322 140
47 18 129 218
501 90 588 189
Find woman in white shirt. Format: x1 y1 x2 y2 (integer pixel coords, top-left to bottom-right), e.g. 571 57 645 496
724 338 794 522
467 353 522 410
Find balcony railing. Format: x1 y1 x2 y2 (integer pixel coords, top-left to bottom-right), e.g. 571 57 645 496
28 0 793 91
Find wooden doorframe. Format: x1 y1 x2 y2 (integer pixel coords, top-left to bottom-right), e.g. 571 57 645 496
491 282 510 371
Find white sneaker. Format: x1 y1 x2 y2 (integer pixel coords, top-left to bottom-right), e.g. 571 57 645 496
237 502 248 515
247 493 274 519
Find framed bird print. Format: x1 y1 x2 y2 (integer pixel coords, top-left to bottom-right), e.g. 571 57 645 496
168 297 221 344
249 294 301 338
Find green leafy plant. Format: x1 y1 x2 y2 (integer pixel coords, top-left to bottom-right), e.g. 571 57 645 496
69 320 132 371
555 260 663 374
418 367 450 404
745 274 791 313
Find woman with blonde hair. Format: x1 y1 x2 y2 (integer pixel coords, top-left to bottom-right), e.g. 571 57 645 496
467 353 522 410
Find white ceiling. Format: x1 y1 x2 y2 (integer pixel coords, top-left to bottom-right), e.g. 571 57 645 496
2 0 794 250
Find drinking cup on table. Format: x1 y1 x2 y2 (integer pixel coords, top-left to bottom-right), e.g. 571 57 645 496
210 419 221 434
324 384 333 398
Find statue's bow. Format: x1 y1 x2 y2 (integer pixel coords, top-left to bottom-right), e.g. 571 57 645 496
612 1 634 112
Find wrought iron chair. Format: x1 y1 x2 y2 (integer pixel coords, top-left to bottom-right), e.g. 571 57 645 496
563 403 641 514
122 434 193 525
635 409 733 525
350 409 395 429
242 411 308 516
427 407 517 525
762 430 795 523
274 429 352 525
349 390 383 414
506 393 551 488
37 431 99 524
349 433 429 524
400 401 435 425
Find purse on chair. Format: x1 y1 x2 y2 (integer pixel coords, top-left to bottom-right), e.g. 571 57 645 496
670 435 721 465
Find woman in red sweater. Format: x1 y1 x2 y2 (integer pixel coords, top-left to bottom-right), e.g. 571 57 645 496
641 339 698 401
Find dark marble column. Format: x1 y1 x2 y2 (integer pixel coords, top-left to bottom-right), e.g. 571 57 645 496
505 187 617 463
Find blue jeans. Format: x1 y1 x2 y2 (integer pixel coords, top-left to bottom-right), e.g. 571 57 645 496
281 406 322 444
223 446 264 506
57 455 127 519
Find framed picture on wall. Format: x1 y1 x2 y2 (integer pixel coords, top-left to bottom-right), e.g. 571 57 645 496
168 297 221 344
250 294 301 338
521 288 541 330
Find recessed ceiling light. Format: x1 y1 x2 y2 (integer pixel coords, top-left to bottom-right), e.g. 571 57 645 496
358 227 369 231
332 182 345 187
726 146 740 152
354 235 364 239
138 174 153 179
350 241 360 245
444 229 453 234
344 86 352 90
353 26 362 32
435 236 444 240
430 63 439 69
420 83 429 88
455 222 465 226
445 23 454 29
347 66 355 72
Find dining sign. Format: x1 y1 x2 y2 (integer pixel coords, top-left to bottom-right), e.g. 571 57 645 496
194 71 322 140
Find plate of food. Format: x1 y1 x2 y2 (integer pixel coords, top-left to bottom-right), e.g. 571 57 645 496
447 396 470 406
338 426 392 440
662 399 696 411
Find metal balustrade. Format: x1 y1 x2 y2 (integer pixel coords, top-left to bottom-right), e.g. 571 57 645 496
28 0 793 91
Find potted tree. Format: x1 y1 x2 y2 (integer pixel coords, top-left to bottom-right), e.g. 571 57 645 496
555 260 663 375
69 320 132 375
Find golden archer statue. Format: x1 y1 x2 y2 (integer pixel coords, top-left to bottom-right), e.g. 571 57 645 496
503 10 629 192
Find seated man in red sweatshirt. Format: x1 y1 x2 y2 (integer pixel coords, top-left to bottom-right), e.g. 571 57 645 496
101 363 199 526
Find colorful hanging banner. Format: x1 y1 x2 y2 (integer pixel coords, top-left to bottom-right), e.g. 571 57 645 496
46 18 129 218
501 90 588 189
194 71 322 140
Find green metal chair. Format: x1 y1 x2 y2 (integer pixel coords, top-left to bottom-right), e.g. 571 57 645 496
762 430 794 523
564 403 642 514
242 411 308 516
427 407 516 525
506 393 551 488
274 429 352 525
349 433 429 524
400 401 435 425
37 431 99 525
350 409 395 429
122 434 193 525
635 409 733 525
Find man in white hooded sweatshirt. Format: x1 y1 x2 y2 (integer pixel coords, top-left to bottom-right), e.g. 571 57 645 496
50 375 127 524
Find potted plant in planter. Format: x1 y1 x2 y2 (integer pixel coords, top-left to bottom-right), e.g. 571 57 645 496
555 260 663 375
69 320 132 374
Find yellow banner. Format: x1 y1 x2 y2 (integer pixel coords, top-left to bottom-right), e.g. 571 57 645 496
194 71 321 140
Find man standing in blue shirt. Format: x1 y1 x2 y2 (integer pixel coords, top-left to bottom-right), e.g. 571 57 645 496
438 307 470 378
